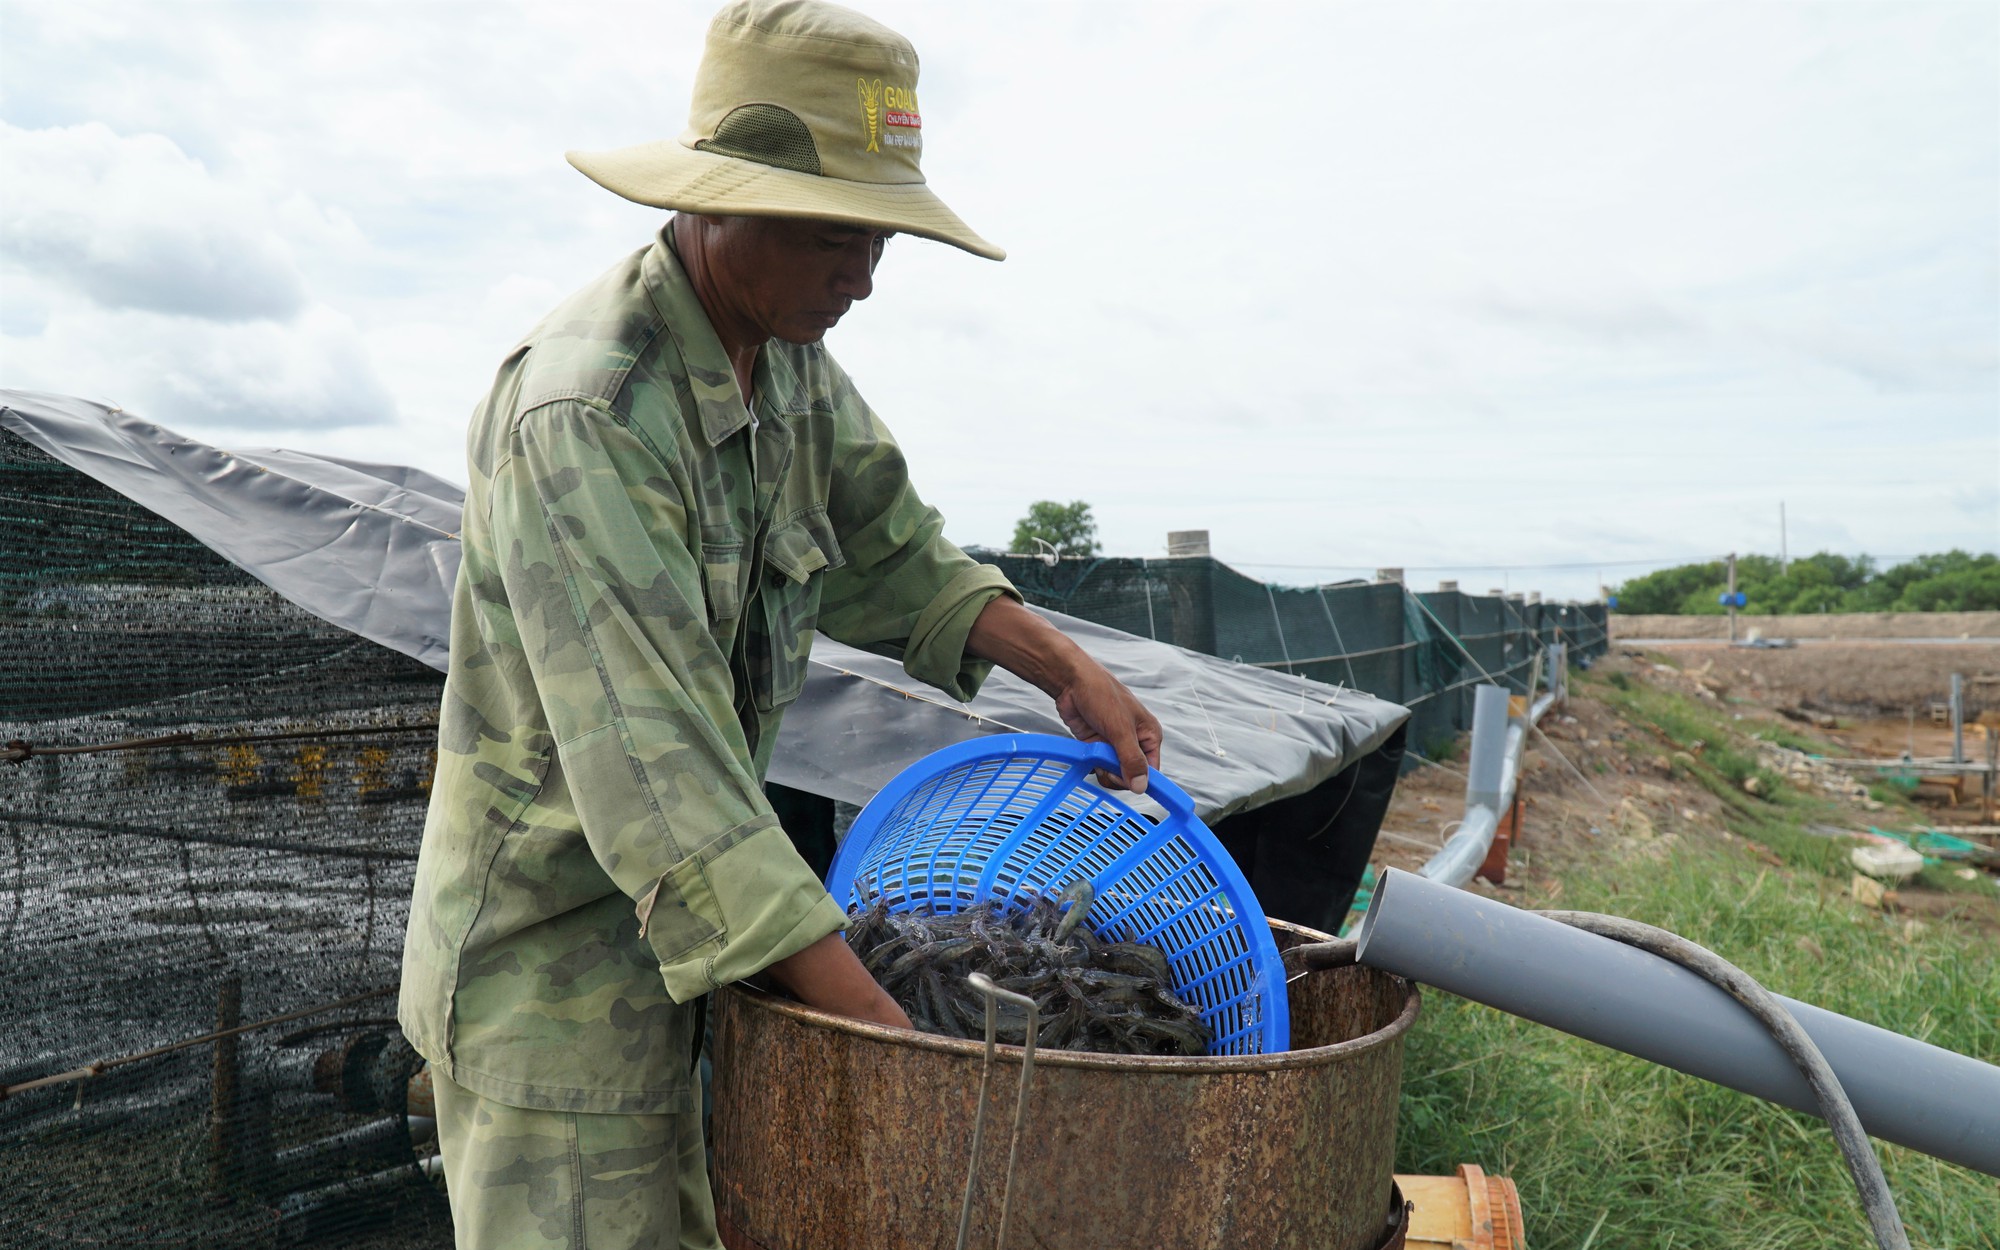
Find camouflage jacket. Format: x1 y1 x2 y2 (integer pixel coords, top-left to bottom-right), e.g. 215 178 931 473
399 226 1016 1114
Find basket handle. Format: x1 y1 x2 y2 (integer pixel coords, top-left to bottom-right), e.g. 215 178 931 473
1075 741 1198 826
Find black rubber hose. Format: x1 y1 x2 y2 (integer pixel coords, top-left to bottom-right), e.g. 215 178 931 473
1535 910 1909 1250
1284 913 1912 1249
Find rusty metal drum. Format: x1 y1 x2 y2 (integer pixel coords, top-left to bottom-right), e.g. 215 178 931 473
711 920 1420 1250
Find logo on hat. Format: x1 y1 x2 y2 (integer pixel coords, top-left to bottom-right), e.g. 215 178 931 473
857 77 882 153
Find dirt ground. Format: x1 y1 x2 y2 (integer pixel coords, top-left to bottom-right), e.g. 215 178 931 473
1636 641 2000 719
1373 647 2000 931
1612 610 2000 641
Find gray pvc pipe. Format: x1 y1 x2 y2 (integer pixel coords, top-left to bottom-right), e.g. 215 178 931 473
1464 683 1510 811
1421 687 1555 888
1356 867 2000 1177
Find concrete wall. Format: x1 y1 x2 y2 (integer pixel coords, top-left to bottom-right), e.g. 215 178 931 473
1610 611 2000 640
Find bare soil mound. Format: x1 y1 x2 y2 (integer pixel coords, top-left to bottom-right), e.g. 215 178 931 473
1373 650 2000 933
1611 610 2000 640
1639 641 2000 719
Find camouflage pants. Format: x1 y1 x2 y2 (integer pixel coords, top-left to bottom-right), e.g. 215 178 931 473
433 1069 721 1250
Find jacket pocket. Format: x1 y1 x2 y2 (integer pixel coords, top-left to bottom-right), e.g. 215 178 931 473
699 523 744 625
751 508 844 713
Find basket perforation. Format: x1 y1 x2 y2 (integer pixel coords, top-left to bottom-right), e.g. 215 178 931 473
993 795 1126 899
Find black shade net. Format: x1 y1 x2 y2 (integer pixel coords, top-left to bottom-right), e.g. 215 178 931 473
1 428 451 1248
961 552 1608 936
2 425 1603 1247
971 551 1609 761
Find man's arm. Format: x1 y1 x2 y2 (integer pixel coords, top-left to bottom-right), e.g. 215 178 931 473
965 594 1164 793
764 932 911 1029
765 597 1159 1031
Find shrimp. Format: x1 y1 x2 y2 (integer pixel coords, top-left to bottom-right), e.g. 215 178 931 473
844 881 1210 1057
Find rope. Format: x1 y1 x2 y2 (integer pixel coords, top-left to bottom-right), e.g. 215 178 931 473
1404 589 1610 808
1265 583 1295 674
1528 720 1615 809
1402 663 1537 708
1405 590 1526 693
1282 908 1908 1249
1185 683 1226 757
1141 558 1158 641
1409 753 1471 782
807 660 1042 736
0 810 420 862
1313 586 1362 691
1302 759 1364 842
3 722 439 765
175 840 230 968
0 985 398 1101
1375 828 1451 851
1242 639 1418 668
1536 912 1910 1250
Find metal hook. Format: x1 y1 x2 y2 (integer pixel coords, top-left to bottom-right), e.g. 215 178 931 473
955 972 1040 1250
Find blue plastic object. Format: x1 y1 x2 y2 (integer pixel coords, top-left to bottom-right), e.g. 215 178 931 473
826 733 1290 1055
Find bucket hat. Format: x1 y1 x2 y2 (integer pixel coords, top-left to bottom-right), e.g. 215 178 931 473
567 0 1002 260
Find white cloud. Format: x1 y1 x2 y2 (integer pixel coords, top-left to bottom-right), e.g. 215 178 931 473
1 121 308 320
0 119 393 430
0 0 1992 602
4 275 394 431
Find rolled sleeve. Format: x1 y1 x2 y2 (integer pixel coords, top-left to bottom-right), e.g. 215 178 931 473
500 399 840 1002
645 824 850 1002
904 565 1019 701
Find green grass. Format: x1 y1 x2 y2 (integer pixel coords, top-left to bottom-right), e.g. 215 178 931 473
1395 672 2000 1248
1913 861 1998 898
1580 671 1868 874
1396 843 2000 1248
1420 731 1466 765
1753 721 1839 756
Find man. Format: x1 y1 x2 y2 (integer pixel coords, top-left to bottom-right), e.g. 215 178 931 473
397 2 1161 1246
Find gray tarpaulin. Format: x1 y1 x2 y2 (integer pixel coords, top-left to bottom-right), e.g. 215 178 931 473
2 390 461 671
1 390 1407 820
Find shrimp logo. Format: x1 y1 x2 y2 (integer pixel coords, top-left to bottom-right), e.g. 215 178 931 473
857 77 883 153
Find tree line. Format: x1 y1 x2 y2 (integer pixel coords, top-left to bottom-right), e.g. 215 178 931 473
1612 551 2000 615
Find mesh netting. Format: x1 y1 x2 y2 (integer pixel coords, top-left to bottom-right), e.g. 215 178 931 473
1 425 1605 1245
1 428 452 1248
696 103 824 175
970 552 1610 760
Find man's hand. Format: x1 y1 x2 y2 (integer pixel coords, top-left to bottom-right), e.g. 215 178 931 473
966 595 1164 793
764 931 912 1030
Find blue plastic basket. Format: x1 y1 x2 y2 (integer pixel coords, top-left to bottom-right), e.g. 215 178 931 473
826 734 1289 1055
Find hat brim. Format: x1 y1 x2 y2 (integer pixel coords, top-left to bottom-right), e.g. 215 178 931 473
566 141 1004 261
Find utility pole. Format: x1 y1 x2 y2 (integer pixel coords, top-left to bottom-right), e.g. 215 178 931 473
1727 552 1738 644
1951 673 1965 767
1779 502 1788 575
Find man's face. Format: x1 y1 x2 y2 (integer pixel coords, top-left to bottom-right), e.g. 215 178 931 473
698 215 891 345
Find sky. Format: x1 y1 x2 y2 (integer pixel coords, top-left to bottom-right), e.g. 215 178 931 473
1 0 1994 602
